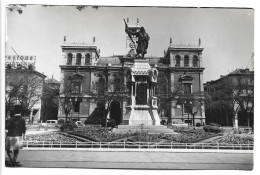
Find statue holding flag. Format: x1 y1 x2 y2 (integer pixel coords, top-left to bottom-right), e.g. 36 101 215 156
124 19 150 58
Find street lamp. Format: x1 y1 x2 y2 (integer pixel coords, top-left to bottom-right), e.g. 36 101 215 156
69 98 72 121
184 100 192 127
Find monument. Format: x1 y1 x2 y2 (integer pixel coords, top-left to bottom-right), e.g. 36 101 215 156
114 19 174 134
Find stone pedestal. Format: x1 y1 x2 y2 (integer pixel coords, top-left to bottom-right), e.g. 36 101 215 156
122 59 160 126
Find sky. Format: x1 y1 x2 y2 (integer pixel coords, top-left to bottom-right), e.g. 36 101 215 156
5 5 254 83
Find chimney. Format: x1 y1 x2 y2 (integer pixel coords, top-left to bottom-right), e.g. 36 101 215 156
170 37 173 46
136 18 139 26
64 36 66 42
199 38 201 47
127 17 129 23
93 37 95 43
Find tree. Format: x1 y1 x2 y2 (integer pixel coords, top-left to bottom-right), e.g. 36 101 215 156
58 78 78 122
41 79 60 122
5 69 45 120
156 73 184 125
179 92 207 126
6 5 99 14
89 70 128 126
206 71 254 127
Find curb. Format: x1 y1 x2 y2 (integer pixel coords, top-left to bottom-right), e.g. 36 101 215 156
21 148 254 154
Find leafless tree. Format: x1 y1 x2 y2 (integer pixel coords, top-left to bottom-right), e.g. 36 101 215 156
5 69 45 119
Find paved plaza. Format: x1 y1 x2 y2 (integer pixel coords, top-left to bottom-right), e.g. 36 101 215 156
5 149 253 170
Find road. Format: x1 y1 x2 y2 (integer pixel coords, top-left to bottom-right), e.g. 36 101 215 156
4 149 253 170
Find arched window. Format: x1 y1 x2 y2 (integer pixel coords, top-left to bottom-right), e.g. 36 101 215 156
193 55 199 67
85 53 91 65
67 53 72 65
76 53 82 65
184 55 189 67
175 55 180 67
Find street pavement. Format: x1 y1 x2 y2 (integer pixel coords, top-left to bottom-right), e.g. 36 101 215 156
4 149 253 170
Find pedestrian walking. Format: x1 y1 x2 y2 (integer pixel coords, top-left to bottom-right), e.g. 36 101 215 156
5 113 26 167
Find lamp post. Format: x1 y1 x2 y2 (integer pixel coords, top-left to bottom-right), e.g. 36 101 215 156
69 98 72 121
184 100 192 127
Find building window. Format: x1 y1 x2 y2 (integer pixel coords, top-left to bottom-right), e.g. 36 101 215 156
175 55 180 67
184 55 189 67
98 78 106 93
184 104 192 114
193 55 199 67
67 53 72 65
183 83 191 94
74 100 80 113
114 78 121 91
76 53 82 65
72 82 81 93
85 53 91 65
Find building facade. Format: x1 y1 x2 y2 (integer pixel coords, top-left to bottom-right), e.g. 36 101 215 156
58 19 206 125
204 68 254 127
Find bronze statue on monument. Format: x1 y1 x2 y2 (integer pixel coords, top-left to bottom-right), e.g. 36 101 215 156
124 19 150 58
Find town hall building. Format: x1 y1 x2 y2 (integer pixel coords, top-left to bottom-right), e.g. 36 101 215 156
58 19 205 126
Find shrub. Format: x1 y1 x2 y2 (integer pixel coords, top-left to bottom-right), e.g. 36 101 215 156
204 125 222 133
58 119 65 125
60 122 77 132
196 123 201 127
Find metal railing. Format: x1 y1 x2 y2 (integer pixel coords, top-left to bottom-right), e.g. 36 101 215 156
23 141 254 150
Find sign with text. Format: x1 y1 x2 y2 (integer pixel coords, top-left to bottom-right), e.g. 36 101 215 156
5 55 36 69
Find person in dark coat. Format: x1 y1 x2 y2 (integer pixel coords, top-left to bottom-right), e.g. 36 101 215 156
5 113 26 165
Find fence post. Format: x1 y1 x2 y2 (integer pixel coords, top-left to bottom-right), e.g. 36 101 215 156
60 142 61 148
156 142 157 149
202 143 203 149
27 141 28 148
148 142 149 149
186 143 187 149
217 143 219 149
171 142 172 149
124 141 125 149
51 142 53 148
100 142 101 149
76 141 77 148
43 141 44 148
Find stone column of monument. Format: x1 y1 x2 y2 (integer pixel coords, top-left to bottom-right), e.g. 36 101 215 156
122 58 160 126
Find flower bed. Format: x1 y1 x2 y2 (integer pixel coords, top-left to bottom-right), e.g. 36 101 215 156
25 132 80 142
162 131 221 143
68 126 222 143
69 127 134 142
211 134 254 144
